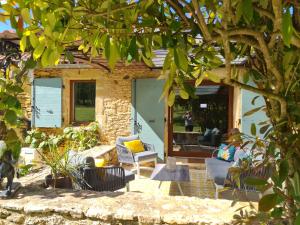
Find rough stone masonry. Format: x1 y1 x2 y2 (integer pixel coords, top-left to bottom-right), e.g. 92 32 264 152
0 186 253 225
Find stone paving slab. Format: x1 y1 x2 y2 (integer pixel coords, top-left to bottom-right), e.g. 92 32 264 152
0 186 254 225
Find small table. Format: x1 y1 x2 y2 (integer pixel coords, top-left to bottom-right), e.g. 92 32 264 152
150 164 190 195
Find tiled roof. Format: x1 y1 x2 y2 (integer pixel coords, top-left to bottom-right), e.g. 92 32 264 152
0 30 246 69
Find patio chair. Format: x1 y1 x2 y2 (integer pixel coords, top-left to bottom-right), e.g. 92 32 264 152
205 148 271 199
116 135 157 178
72 156 135 192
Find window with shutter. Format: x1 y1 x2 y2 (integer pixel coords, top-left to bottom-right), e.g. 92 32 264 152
32 78 62 128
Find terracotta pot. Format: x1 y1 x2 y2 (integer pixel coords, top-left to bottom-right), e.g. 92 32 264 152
45 174 72 189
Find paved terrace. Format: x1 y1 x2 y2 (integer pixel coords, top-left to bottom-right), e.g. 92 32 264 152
0 160 256 224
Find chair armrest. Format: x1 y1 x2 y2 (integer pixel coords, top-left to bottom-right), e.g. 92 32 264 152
116 144 135 164
143 142 155 152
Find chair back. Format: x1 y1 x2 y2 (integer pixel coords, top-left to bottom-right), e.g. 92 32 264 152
81 166 125 192
116 135 139 146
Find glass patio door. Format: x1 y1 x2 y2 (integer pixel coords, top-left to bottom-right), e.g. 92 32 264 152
169 82 233 158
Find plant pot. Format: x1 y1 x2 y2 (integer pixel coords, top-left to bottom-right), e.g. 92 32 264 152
45 174 72 189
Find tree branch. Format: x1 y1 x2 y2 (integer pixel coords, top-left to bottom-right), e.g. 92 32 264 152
165 0 190 26
225 79 287 120
253 6 275 21
272 0 282 32
190 0 212 41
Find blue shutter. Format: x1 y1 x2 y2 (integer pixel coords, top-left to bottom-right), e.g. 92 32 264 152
32 78 62 128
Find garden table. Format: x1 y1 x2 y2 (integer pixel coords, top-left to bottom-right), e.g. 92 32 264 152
150 164 190 195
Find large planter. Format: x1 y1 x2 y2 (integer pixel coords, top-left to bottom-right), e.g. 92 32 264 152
45 174 72 189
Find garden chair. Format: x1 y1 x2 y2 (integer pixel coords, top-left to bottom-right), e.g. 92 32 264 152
205 148 271 199
72 156 135 192
116 135 157 178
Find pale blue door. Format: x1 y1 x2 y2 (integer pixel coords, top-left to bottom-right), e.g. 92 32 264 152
32 78 62 128
131 79 165 161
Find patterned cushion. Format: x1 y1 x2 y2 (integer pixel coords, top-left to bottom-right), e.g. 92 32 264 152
217 144 236 162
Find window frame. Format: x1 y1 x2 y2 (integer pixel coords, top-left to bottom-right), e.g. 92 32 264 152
70 80 96 125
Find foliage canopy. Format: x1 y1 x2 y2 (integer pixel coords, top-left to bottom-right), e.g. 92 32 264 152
1 0 300 223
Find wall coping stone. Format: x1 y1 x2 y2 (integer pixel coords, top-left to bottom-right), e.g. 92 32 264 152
0 187 253 224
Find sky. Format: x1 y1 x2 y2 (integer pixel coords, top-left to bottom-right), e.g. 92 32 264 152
0 22 12 31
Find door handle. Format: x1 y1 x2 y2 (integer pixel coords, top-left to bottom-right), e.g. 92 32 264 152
148 119 155 123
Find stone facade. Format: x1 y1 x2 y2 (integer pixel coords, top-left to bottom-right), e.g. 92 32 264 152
21 64 161 145
0 188 254 225
20 64 244 151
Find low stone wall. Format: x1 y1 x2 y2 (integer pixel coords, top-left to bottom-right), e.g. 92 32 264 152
0 187 252 225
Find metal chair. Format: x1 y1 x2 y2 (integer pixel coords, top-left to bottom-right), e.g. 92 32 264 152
73 157 134 192
116 135 157 178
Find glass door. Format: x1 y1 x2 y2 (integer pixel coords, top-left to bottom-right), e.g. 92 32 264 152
169 82 233 158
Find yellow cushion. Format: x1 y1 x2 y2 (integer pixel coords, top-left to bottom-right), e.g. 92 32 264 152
124 140 145 153
95 158 106 167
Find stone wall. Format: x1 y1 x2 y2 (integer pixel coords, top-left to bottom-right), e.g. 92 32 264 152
0 188 253 225
20 64 245 149
20 65 161 145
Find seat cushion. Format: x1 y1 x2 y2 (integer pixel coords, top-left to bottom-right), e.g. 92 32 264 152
116 135 139 145
134 151 157 162
124 170 135 183
205 158 233 185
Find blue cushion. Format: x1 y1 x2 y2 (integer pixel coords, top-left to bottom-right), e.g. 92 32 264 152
134 151 157 162
203 128 212 141
116 135 139 145
217 144 236 162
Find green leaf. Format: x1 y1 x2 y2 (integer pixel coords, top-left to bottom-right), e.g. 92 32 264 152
179 89 189 99
260 124 270 134
204 71 220 83
41 48 51 67
243 70 250 84
4 110 17 125
29 34 39 48
244 177 268 186
33 42 46 60
259 194 278 212
242 0 253 23
251 96 260 105
21 8 31 24
236 1 243 22
47 13 56 29
10 14 17 29
251 123 256 136
195 74 204 86
282 10 293 47
20 36 27 52
174 47 188 72
295 213 300 225
108 39 119 69
168 90 176 106
243 106 264 117
279 160 289 184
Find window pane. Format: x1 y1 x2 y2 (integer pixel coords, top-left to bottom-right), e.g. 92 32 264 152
173 85 229 152
74 82 96 122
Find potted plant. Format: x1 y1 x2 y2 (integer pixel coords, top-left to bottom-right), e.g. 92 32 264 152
25 130 75 189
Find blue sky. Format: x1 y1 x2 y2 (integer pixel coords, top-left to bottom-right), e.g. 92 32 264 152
0 21 12 31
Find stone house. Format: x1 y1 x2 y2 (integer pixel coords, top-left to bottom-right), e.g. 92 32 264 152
1 30 267 162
